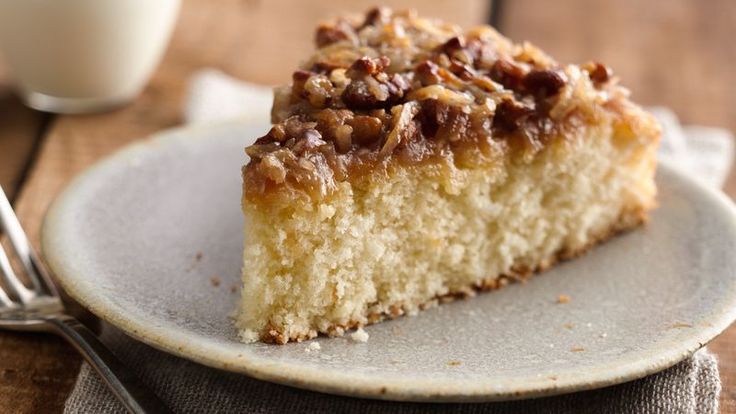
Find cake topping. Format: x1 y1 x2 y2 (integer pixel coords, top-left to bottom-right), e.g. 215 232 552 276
582 61 613 84
245 8 622 201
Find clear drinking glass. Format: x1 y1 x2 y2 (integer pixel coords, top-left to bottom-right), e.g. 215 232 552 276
0 0 180 114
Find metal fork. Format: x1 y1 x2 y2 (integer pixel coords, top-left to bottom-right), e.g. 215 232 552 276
0 186 170 414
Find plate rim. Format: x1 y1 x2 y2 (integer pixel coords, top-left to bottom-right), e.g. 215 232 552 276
41 119 736 402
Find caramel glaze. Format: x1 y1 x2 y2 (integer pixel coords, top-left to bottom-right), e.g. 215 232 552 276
243 7 622 204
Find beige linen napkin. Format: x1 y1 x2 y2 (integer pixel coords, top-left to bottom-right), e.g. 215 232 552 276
64 70 732 413
66 326 720 414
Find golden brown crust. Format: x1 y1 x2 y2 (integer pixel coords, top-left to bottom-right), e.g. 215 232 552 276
243 7 636 203
259 207 648 344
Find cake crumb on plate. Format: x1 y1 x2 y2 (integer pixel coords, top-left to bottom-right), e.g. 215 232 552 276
186 251 204 272
557 294 571 304
305 342 321 352
238 329 259 343
350 327 369 343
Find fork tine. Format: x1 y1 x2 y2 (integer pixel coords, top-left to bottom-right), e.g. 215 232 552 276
0 186 58 298
0 241 34 303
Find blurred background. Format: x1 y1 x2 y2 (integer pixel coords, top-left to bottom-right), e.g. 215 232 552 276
0 0 734 412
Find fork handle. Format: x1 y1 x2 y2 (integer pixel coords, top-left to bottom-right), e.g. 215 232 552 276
46 315 171 414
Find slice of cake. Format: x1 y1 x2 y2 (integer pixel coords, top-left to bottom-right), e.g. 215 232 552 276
237 8 659 344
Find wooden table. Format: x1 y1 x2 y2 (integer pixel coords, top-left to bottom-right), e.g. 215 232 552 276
0 0 733 412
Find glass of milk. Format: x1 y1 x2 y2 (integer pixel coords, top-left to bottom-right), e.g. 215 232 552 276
0 0 180 114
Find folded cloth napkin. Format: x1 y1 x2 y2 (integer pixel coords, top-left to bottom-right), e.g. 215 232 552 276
65 70 733 414
66 327 721 414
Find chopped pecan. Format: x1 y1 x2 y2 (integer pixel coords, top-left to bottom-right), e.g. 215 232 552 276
253 135 272 145
416 60 441 85
348 115 383 146
265 124 287 142
291 129 326 154
492 99 535 133
342 80 381 110
419 99 450 138
362 7 391 28
464 38 486 65
245 142 281 159
291 70 312 98
582 62 612 84
342 57 407 110
315 20 355 48
383 73 411 103
438 36 466 57
257 153 287 183
310 60 348 73
283 116 317 139
523 69 567 97
313 108 353 139
303 75 334 108
389 73 411 91
315 25 347 48
449 60 474 81
435 106 469 142
334 124 353 153
364 76 390 101
489 58 526 91
292 70 312 82
346 56 390 79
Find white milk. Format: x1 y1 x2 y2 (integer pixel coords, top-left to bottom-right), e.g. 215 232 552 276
0 0 180 113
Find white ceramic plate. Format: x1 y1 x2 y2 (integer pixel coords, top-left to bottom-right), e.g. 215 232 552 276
42 120 736 402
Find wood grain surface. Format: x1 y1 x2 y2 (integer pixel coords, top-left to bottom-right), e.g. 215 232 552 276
0 87 43 202
0 0 734 412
